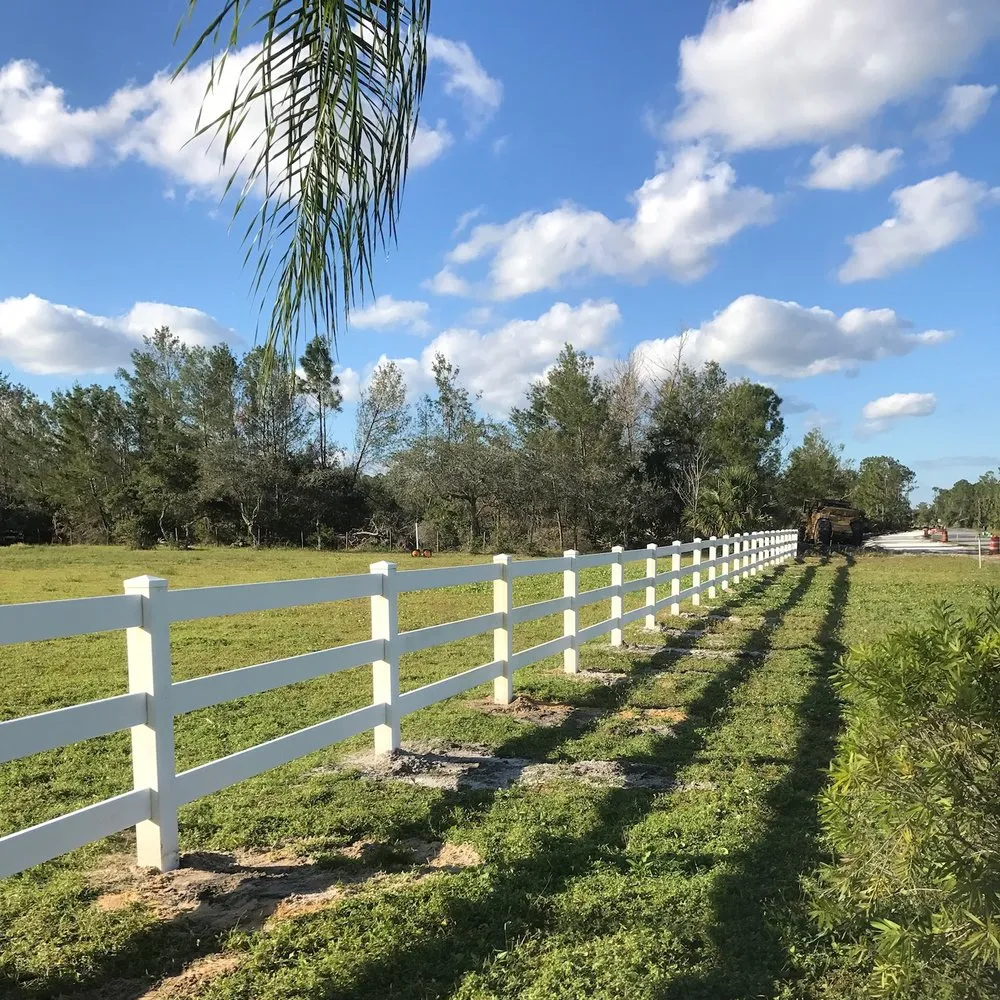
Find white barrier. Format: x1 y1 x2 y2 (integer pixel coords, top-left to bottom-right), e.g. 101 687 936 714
0 529 798 877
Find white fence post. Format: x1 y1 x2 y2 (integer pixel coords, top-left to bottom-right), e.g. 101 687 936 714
721 535 731 591
692 538 702 607
670 540 682 615
610 545 624 647
124 575 178 873
708 536 718 600
742 535 751 580
493 554 513 704
645 542 658 629
564 550 579 673
750 535 758 576
370 561 400 753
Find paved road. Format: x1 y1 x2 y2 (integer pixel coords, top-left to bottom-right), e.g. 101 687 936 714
865 528 995 555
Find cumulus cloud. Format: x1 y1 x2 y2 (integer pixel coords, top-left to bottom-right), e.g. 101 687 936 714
805 146 902 190
423 267 472 297
427 35 503 132
0 33 493 188
0 294 236 374
349 295 430 334
337 367 362 403
839 172 1000 282
861 392 937 434
453 206 484 237
409 120 454 167
631 295 950 380
446 145 773 298
927 83 998 138
373 300 621 413
669 0 1000 150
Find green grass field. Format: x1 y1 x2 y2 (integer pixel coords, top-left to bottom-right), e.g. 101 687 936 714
2 545 998 999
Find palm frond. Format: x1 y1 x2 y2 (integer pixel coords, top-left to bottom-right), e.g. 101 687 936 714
176 0 430 360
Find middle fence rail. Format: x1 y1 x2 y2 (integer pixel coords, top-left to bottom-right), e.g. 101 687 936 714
0 529 798 878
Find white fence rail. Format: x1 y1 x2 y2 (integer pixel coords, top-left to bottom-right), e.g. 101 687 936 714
0 529 797 878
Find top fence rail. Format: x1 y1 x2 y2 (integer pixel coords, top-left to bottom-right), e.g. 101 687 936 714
0 529 798 879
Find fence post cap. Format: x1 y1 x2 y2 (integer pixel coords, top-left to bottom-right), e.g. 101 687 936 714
563 549 579 558
124 575 168 591
493 553 512 565
611 545 624 553
646 542 658 550
369 561 397 573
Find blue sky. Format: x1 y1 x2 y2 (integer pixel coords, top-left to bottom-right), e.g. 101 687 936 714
1 0 999 502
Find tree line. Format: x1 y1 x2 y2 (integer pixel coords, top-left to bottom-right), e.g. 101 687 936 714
916 472 1000 532
0 328 916 550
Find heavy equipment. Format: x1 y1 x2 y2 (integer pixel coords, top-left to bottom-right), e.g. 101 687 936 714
799 498 864 551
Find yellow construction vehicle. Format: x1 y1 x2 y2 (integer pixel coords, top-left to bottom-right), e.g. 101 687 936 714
799 498 865 551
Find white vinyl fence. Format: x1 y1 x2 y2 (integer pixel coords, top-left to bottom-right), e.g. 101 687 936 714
0 529 797 878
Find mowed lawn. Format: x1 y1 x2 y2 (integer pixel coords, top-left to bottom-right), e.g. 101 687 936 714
1 545 998 999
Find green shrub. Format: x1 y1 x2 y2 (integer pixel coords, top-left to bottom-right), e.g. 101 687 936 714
812 592 1000 997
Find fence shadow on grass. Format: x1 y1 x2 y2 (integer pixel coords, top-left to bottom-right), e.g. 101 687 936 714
658 554 852 999
2 561 822 1000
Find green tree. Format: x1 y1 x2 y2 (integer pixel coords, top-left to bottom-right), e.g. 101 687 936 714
47 385 131 542
781 429 855 517
352 360 409 486
511 344 623 549
0 375 53 540
642 361 728 537
299 335 342 466
392 355 496 548
854 456 916 532
118 328 198 543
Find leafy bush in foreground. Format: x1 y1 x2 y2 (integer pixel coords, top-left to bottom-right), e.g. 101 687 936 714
812 592 1000 997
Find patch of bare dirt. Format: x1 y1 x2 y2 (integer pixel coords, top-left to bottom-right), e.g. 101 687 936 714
342 742 675 792
139 954 243 1000
656 646 766 660
660 628 711 639
88 838 481 935
467 695 601 727
614 707 688 735
519 759 675 791
678 612 744 623
564 669 629 686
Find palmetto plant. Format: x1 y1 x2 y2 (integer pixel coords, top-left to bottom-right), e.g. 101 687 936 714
177 0 431 358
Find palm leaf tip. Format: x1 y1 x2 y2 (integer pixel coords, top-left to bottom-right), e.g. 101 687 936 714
177 0 431 361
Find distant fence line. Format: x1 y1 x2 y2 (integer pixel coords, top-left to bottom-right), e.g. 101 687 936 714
0 529 798 878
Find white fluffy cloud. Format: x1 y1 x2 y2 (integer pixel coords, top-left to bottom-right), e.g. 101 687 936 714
0 294 237 374
670 0 1000 150
926 83 998 138
446 145 773 298
631 295 950 380
0 33 494 187
423 267 472 297
0 60 136 166
427 35 503 132
839 172 1000 282
374 300 621 412
337 367 362 403
862 392 937 433
409 120 454 167
805 146 902 190
349 295 430 334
